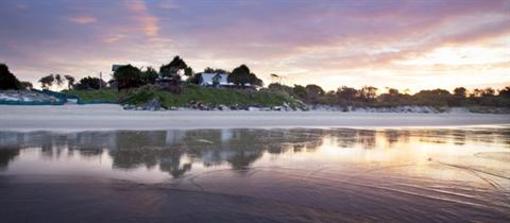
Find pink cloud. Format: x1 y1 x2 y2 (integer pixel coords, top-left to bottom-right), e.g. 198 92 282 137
69 15 97 24
125 0 159 38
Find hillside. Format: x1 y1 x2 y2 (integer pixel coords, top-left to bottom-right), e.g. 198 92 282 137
65 85 305 110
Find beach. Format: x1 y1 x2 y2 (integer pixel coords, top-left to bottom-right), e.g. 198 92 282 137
1 127 509 222
1 104 509 131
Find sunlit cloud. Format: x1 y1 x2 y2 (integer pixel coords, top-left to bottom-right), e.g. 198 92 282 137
103 34 126 43
125 0 159 38
0 0 509 91
69 15 97 24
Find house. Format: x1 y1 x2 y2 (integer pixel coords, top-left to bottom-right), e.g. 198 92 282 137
198 73 233 88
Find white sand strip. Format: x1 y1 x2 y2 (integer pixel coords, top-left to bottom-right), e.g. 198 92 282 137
0 104 509 131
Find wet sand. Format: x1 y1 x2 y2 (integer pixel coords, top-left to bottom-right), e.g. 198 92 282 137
1 128 509 222
0 104 509 131
2 174 508 223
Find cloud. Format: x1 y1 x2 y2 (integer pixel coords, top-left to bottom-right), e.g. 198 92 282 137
69 15 97 24
103 34 126 43
158 0 179 10
0 0 509 91
125 0 159 38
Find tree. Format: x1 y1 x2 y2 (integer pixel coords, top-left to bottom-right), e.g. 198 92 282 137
54 74 63 87
305 85 324 96
228 64 251 86
160 56 188 78
141 67 158 85
413 89 452 106
481 88 495 97
359 86 378 102
293 85 307 99
388 88 399 97
336 86 358 104
449 87 467 106
470 88 482 98
499 86 510 98
204 67 214 73
453 87 467 98
74 76 106 90
305 84 325 103
20 81 33 90
0 63 21 90
39 74 55 90
114 64 143 90
204 67 228 74
248 72 263 87
64 75 75 90
184 67 193 77
267 83 294 95
228 64 262 87
377 88 402 105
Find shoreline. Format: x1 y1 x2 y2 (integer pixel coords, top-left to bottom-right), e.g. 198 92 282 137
1 104 509 131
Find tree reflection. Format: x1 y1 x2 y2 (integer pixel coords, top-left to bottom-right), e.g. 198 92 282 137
0 148 19 171
0 127 508 175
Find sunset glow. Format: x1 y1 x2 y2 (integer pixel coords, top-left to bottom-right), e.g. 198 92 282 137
1 0 509 91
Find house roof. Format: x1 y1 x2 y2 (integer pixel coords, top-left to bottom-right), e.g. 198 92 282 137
200 73 232 86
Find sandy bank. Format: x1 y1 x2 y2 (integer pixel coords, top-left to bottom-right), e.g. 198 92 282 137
0 104 509 131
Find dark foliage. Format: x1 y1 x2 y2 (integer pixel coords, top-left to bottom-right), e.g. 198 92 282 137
142 67 159 85
74 76 107 90
160 56 188 78
39 74 55 90
204 67 228 74
64 75 75 90
184 67 193 77
228 65 263 87
292 85 307 99
20 81 33 90
500 87 510 98
305 84 325 104
113 65 144 90
265 82 510 108
0 63 21 90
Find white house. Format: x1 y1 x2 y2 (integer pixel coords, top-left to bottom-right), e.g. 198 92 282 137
198 73 233 87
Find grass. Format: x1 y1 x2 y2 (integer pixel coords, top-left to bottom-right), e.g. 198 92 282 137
64 85 302 108
64 89 119 103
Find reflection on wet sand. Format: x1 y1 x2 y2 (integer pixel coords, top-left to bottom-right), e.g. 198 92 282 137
0 128 509 222
0 129 326 176
0 128 509 177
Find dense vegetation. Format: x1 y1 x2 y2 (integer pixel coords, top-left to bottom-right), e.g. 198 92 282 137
65 84 301 108
0 64 22 90
124 85 297 108
267 83 510 108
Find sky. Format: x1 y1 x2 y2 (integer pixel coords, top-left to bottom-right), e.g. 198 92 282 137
1 0 509 92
